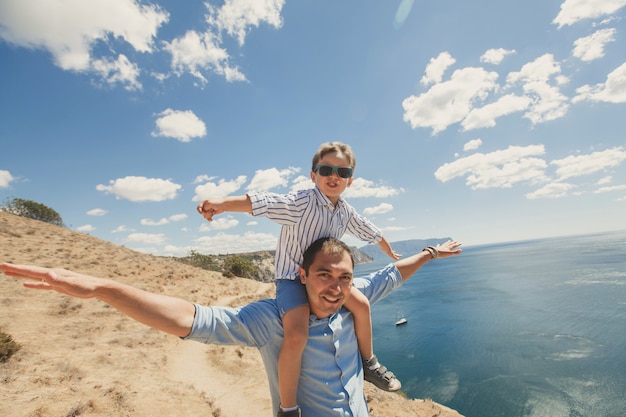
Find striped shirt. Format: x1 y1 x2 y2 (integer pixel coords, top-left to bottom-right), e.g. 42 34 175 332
249 186 383 281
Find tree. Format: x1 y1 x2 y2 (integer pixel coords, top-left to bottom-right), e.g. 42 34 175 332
2 197 65 227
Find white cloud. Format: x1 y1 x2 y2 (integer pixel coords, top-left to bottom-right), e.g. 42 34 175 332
343 178 403 198
290 175 314 192
0 170 15 188
363 203 394 216
199 215 240 231
551 147 626 180
381 225 409 232
480 48 516 65
193 231 278 254
463 139 483 152
462 94 531 131
96 176 182 202
169 213 188 222
435 145 549 189
91 54 142 90
526 182 577 199
506 54 569 125
0 0 167 86
403 67 499 134
193 174 213 184
76 224 95 232
163 29 245 84
574 62 626 103
152 108 207 142
141 218 168 226
87 208 108 216
595 184 626 193
247 167 300 191
0 0 288 88
553 0 626 28
421 52 456 86
194 175 247 201
206 0 285 46
141 213 187 226
112 225 130 233
573 28 616 62
597 176 612 185
126 232 167 245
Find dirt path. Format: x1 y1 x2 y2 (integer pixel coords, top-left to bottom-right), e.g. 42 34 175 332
168 286 274 417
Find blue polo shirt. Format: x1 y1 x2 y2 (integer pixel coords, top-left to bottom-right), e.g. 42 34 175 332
184 263 403 417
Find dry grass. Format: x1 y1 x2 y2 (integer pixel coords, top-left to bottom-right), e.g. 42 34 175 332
0 211 464 417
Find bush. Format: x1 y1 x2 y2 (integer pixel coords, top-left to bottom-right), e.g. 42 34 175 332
2 197 65 227
223 256 257 279
181 250 221 272
0 330 21 363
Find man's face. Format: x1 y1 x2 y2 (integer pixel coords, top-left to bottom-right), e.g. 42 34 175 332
298 249 354 319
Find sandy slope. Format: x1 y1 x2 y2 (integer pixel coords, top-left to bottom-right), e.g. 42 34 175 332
0 211 463 417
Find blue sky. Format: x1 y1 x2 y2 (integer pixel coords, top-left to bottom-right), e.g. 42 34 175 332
1 0 625 256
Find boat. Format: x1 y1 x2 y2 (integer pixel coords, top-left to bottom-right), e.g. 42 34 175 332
395 311 408 326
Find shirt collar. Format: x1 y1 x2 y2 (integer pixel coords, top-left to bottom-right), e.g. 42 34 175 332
312 185 344 208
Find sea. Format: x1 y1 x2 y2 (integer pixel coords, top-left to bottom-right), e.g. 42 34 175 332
356 230 626 417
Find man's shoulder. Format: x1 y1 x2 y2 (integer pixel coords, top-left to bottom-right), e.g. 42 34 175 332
240 298 280 317
353 264 402 299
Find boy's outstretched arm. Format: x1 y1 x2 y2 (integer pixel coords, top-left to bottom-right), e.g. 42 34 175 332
197 195 253 222
394 240 462 282
377 236 402 260
0 263 196 338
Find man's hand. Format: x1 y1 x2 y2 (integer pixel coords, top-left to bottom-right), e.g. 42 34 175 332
432 240 463 258
1 263 101 298
1 262 196 337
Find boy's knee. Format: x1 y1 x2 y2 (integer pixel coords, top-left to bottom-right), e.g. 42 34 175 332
351 297 371 315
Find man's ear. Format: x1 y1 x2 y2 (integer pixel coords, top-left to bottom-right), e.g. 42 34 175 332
298 267 306 284
310 170 316 182
347 176 353 187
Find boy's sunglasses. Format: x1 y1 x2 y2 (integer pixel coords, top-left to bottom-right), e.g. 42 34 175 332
315 165 353 179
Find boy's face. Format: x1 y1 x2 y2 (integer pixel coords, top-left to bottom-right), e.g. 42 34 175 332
310 151 353 204
298 249 354 319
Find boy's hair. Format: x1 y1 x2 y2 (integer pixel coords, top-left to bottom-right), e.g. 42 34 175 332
311 142 356 171
301 237 355 274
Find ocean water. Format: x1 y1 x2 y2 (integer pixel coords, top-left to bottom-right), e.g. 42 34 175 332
356 231 626 417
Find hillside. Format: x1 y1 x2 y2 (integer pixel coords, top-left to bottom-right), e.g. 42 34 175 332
0 211 463 417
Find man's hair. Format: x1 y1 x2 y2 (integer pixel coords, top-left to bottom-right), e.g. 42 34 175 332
301 237 355 274
311 142 356 171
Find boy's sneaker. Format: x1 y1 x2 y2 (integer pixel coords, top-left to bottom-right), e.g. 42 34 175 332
363 355 402 392
277 407 301 417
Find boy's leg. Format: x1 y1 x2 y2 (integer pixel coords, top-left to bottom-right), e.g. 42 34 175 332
344 286 374 358
344 286 401 392
278 305 309 409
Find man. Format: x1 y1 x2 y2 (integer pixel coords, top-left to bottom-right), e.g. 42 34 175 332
1 238 462 416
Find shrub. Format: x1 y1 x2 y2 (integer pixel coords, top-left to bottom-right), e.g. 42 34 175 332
2 197 65 227
0 330 21 363
223 256 257 279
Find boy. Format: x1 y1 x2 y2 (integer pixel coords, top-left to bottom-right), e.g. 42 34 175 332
197 142 401 417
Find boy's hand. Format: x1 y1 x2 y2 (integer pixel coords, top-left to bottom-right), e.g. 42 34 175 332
197 200 224 222
383 247 402 260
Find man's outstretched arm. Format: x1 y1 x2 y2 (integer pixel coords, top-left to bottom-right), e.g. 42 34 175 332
394 240 463 282
1 263 196 338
